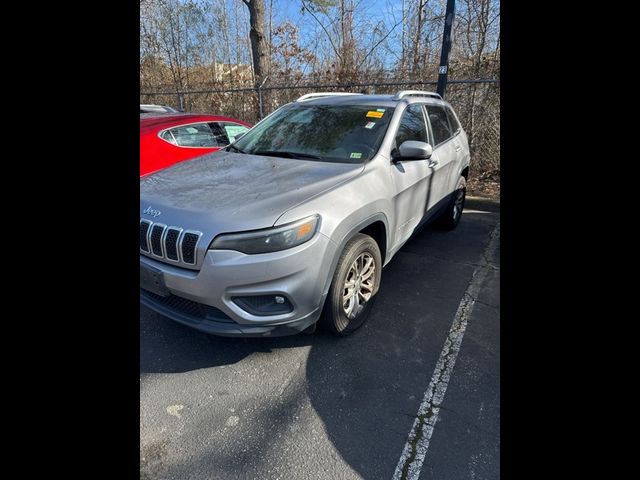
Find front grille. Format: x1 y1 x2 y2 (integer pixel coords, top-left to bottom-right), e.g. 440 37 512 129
164 228 181 261
141 289 234 323
140 220 151 252
181 233 199 264
140 219 201 266
150 224 165 256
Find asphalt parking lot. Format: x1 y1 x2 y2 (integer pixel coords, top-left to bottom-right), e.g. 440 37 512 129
140 197 500 480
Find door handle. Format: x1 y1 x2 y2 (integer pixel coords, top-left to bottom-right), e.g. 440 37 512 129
427 159 439 168
455 146 462 152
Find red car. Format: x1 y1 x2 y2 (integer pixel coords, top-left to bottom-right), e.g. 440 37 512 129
140 113 252 176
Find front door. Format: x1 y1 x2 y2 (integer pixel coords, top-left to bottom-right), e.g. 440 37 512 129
389 103 434 247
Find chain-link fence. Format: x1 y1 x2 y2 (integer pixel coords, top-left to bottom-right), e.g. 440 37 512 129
141 79 499 175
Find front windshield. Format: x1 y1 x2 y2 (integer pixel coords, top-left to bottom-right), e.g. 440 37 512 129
232 104 395 163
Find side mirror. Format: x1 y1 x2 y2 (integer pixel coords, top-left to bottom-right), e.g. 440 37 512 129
397 140 433 160
233 132 246 141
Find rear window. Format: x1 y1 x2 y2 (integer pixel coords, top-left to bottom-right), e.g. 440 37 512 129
163 123 218 147
444 106 461 133
159 130 176 145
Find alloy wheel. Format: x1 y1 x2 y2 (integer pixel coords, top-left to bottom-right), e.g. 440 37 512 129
342 252 376 320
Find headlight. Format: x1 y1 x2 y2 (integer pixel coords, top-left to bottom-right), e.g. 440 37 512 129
209 215 320 254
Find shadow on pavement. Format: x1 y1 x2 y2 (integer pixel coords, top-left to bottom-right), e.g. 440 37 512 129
140 312 317 375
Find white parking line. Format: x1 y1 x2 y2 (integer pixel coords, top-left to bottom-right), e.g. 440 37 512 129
392 223 500 480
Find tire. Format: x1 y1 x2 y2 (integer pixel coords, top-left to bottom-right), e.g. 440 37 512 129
436 176 466 230
320 233 382 336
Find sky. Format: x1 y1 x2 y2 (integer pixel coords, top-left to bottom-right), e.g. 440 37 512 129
276 0 401 24
269 0 409 68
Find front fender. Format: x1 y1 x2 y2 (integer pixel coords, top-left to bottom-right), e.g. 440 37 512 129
319 212 390 298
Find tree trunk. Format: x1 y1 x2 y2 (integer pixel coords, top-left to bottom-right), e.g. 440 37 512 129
412 0 425 78
243 0 268 86
243 0 268 119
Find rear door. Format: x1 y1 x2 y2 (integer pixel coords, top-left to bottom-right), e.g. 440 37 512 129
424 105 458 208
444 105 469 190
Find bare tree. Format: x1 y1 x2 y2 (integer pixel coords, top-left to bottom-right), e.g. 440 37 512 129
139 0 500 128
241 0 269 87
411 0 425 77
454 0 500 76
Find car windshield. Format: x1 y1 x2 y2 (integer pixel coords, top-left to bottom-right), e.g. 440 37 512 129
232 104 395 163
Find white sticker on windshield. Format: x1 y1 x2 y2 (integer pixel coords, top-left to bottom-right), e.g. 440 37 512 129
365 122 376 129
376 108 386 113
350 152 362 159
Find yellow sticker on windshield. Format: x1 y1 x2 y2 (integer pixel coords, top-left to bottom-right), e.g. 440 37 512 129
366 111 384 118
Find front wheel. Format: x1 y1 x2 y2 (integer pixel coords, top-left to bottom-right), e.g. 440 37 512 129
437 176 466 230
320 233 382 336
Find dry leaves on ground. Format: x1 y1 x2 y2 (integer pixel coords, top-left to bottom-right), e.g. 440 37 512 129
467 170 500 200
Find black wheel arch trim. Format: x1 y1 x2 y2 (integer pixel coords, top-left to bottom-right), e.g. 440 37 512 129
321 213 390 299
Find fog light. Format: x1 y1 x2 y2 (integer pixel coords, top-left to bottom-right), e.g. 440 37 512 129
232 295 293 316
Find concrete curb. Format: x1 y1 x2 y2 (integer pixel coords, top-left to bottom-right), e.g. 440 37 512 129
465 196 500 212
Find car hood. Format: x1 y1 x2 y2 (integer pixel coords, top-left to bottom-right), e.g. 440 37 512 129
140 150 364 233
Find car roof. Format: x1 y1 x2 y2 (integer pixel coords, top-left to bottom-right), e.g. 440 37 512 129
140 113 251 134
140 104 180 112
294 93 450 109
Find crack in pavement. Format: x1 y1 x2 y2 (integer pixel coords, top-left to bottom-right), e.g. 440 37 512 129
475 299 500 310
392 223 500 480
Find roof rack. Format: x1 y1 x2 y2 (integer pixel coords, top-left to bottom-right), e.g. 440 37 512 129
393 90 442 100
296 92 364 102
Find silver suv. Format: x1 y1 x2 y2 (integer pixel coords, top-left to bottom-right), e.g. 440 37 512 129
140 91 470 337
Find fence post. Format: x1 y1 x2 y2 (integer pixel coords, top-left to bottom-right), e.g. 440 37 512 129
468 83 477 153
436 0 456 98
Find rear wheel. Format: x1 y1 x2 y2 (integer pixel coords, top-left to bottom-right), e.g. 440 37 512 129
321 233 382 336
437 176 466 230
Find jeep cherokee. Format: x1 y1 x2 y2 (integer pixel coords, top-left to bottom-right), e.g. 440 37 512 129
140 90 470 337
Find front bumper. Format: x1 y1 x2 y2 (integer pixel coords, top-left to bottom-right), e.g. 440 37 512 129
140 232 336 337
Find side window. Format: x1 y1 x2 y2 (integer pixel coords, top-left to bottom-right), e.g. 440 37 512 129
444 106 461 134
166 123 218 147
221 122 250 143
393 104 428 155
159 130 177 145
425 105 453 146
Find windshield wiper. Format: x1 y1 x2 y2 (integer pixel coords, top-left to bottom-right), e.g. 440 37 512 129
251 150 322 160
226 144 246 154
